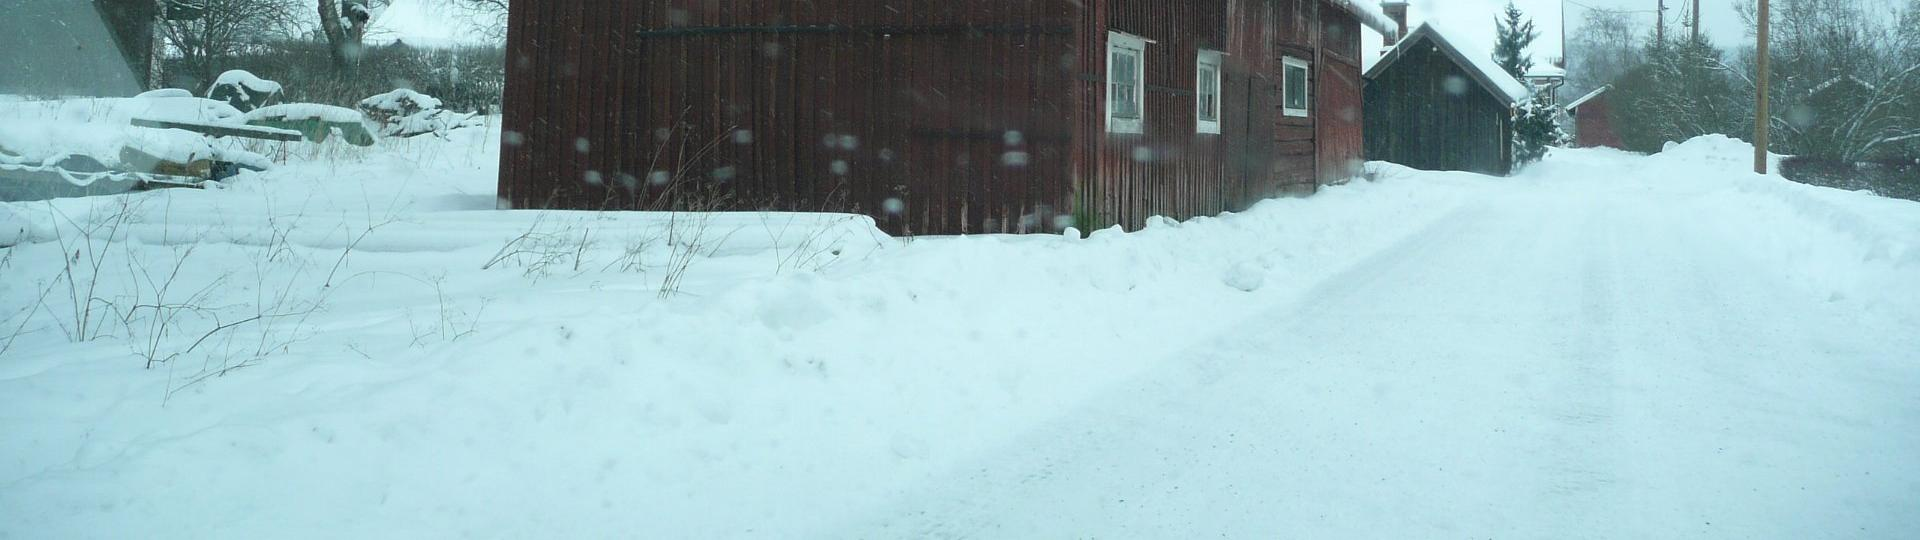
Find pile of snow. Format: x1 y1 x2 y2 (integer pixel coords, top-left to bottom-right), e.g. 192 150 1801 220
1650 135 1917 312
358 88 442 115
206 70 283 113
358 89 479 138
1529 134 1919 316
209 70 283 95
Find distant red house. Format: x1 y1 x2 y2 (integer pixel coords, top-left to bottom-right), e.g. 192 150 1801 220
1566 85 1623 150
498 1 1396 234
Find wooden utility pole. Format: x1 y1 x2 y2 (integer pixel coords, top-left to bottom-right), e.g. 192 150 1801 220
1755 0 1771 173
1656 0 1666 44
1692 0 1702 45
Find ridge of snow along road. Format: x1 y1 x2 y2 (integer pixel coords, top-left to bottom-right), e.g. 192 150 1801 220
1 129 1916 537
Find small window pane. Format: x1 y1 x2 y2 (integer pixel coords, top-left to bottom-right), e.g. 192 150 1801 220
1111 51 1141 119
1285 64 1309 112
1197 65 1218 121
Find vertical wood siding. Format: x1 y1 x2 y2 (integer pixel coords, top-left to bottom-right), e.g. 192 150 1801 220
1315 9 1365 184
1573 95 1624 149
1362 40 1514 176
501 0 1359 234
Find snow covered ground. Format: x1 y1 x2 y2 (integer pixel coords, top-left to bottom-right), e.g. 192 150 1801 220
2 129 1916 538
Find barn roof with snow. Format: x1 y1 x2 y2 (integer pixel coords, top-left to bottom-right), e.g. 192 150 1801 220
1364 22 1532 105
1565 85 1611 111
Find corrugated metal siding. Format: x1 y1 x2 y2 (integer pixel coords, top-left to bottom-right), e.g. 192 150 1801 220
501 0 1358 234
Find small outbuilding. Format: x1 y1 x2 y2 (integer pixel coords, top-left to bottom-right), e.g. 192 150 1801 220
0 0 172 96
1565 85 1623 150
498 0 1397 234
1361 22 1531 176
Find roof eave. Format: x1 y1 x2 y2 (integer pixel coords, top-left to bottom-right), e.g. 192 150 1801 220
1362 24 1528 106
1323 0 1399 37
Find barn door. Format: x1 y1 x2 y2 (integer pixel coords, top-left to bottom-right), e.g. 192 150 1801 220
1315 57 1364 184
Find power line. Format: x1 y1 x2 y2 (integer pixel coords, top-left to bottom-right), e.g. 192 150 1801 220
1564 0 1660 14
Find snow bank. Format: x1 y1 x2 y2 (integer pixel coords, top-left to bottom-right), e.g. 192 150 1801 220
3 128 1915 537
1558 134 1920 316
0 117 1492 537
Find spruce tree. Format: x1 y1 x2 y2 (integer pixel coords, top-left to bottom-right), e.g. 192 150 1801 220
1494 1 1538 80
1512 93 1570 168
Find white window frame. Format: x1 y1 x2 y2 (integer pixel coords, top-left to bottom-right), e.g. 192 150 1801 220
1195 50 1224 134
1106 31 1150 134
1282 56 1311 118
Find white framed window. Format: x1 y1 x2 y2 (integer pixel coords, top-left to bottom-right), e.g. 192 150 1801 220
1282 56 1311 118
1107 31 1149 134
1196 50 1224 134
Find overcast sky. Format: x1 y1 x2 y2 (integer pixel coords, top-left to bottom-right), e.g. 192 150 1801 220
375 0 1764 68
1375 0 1756 67
368 0 483 47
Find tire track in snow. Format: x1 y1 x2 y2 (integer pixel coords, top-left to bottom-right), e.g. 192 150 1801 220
832 203 1506 538
1528 195 1628 537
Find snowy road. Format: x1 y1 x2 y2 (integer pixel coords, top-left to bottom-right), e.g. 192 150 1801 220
849 177 1920 537
5 138 1917 538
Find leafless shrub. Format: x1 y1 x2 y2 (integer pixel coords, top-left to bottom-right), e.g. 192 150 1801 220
762 214 846 275
600 229 659 274
0 276 56 358
405 274 490 347
119 244 227 369
482 215 581 279
45 198 139 342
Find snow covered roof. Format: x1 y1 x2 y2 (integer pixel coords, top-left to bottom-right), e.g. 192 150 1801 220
1325 0 1401 37
1525 65 1567 79
1364 22 1533 106
1565 85 1611 110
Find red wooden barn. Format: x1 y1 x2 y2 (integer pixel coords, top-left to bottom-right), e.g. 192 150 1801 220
498 1 1396 234
1566 85 1623 150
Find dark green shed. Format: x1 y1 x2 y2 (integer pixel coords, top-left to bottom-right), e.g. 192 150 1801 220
1361 23 1530 177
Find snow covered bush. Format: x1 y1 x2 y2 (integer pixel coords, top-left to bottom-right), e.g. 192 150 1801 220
357 89 483 138
1511 93 1568 168
205 70 283 113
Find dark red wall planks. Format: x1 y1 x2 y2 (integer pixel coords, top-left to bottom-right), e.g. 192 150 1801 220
500 0 1366 235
